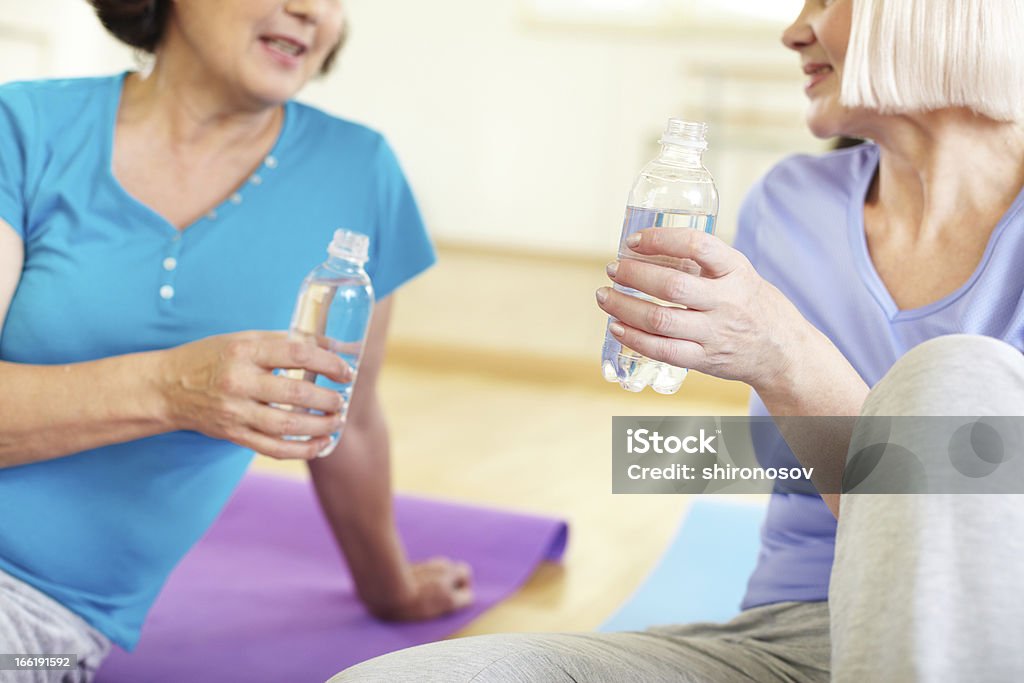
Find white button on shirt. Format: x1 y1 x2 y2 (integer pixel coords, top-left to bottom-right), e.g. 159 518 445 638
163 257 177 271
159 285 175 300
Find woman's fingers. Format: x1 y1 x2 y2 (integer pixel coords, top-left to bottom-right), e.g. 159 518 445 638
251 374 343 414
310 333 362 357
162 331 355 447
246 402 342 439
626 228 743 278
596 287 712 344
605 319 706 371
607 258 715 310
249 336 353 384
235 427 332 460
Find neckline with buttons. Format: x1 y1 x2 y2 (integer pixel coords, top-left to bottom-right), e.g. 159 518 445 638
103 71 293 240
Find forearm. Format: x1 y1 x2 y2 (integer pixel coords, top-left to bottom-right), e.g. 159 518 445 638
754 322 870 517
756 322 869 416
0 352 170 468
307 393 412 616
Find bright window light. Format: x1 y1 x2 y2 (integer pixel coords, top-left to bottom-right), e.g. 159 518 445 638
527 0 667 21
703 0 801 22
525 0 801 24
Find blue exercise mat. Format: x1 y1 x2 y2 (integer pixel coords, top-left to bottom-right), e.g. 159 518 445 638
601 498 766 631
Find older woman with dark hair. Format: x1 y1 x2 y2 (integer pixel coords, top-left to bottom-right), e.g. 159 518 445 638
335 0 1024 680
0 0 471 678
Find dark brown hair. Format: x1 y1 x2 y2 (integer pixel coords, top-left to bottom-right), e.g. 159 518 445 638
88 0 344 74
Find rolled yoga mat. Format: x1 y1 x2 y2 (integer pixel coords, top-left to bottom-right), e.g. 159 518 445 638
96 473 569 683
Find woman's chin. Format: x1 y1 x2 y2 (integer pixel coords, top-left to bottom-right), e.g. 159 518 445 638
804 101 871 142
239 73 308 108
805 112 848 141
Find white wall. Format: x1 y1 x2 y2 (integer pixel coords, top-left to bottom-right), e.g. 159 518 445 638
1 0 824 255
305 0 824 254
0 0 132 81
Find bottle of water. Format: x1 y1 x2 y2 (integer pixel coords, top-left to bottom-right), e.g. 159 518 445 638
602 119 719 394
279 229 374 456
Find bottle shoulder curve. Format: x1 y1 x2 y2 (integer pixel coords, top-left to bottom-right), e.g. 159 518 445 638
306 261 372 285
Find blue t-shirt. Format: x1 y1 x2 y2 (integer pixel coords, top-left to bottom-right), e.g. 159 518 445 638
735 143 1024 609
0 74 435 649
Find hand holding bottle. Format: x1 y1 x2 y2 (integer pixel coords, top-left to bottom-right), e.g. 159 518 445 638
596 227 808 393
158 330 352 460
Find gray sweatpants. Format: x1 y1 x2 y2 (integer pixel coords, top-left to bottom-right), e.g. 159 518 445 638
332 334 1024 682
0 568 110 683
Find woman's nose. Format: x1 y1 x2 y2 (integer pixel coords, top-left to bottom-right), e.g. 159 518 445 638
781 7 816 51
284 0 326 23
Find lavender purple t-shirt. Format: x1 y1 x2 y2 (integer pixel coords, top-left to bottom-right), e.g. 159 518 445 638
734 142 1024 609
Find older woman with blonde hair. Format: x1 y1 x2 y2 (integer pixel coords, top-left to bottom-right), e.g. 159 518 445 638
0 1 471 679
335 0 1024 680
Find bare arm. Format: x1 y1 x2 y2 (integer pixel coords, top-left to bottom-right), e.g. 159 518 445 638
0 220 348 467
308 296 473 620
752 321 868 516
0 220 167 466
597 228 869 517
0 353 174 467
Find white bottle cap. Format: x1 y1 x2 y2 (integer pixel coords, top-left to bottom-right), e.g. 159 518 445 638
327 229 370 263
660 119 709 152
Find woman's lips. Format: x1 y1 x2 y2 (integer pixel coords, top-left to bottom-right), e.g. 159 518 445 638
259 35 308 69
803 64 834 92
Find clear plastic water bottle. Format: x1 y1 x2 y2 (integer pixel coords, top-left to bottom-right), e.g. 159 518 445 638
602 119 719 394
278 229 374 456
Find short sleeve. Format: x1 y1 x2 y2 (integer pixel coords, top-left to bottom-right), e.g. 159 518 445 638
366 136 436 300
732 175 765 270
0 85 33 239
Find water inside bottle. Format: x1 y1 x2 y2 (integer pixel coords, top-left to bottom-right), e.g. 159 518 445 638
275 279 371 454
602 206 715 394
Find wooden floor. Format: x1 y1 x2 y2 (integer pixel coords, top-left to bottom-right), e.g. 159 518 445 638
252 360 750 635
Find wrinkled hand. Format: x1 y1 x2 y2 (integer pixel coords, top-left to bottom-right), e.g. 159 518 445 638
596 228 806 391
370 557 474 621
159 331 352 459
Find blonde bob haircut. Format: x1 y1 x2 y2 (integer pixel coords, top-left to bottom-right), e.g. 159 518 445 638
842 0 1024 122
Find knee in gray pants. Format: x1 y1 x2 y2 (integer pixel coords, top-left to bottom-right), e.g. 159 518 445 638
864 334 1024 417
845 335 1024 494
832 335 1024 682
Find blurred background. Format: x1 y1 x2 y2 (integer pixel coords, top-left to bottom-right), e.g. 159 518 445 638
1 0 830 632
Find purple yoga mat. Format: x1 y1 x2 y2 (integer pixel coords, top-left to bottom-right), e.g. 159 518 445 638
96 473 568 683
